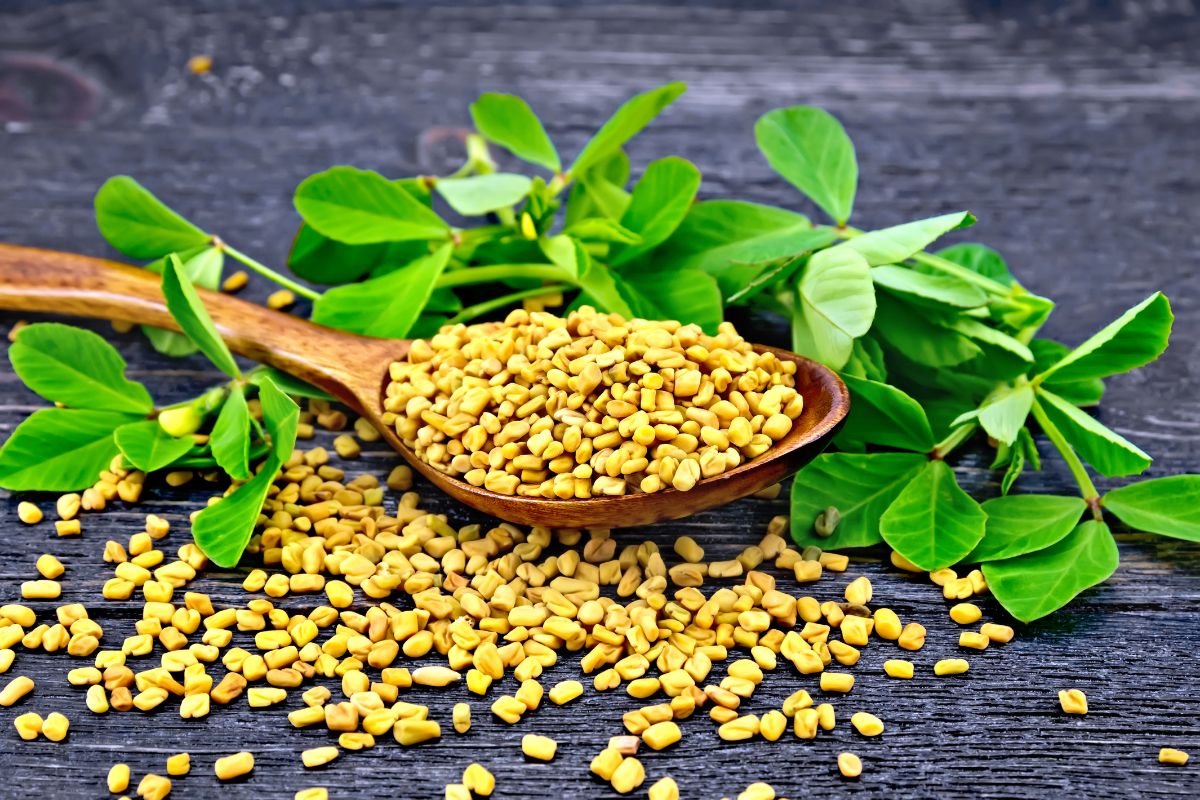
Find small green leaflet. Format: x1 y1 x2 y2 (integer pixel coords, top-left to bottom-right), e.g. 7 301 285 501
870 266 987 309
790 246 875 370
312 245 453 339
1030 339 1104 407
836 374 934 453
162 254 241 378
210 384 251 480
294 167 448 245
618 269 723 334
754 106 857 225
879 459 986 571
611 156 702 266
142 247 225 358
570 82 687 176
574 249 633 318
936 243 1014 286
566 218 641 244
566 151 630 225
966 494 1086 562
288 224 388 284
1035 389 1151 477
953 384 1033 447
951 318 1033 364
257 374 300 461
983 520 1118 622
538 235 581 280
249 368 332 401
1037 292 1172 384
114 420 195 473
843 212 975 267
1000 427 1040 494
0 408 140 491
435 174 533 216
469 93 561 173
789 452 927 550
9 323 153 414
1103 475 1200 542
873 293 981 367
192 454 281 568
94 176 210 259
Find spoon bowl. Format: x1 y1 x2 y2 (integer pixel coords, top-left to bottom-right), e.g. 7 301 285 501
0 244 849 528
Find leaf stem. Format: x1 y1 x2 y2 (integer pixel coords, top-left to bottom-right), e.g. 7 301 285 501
219 243 321 301
436 264 570 289
1030 395 1102 515
834 226 1011 295
931 423 976 460
446 283 572 325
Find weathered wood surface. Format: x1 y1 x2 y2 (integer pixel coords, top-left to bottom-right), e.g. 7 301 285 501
0 1 1198 797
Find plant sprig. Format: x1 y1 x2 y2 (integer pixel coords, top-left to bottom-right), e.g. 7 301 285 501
1 83 1194 617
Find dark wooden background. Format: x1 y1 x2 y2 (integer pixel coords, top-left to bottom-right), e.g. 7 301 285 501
1 1 1198 797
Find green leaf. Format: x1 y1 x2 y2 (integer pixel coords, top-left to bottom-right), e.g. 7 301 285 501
951 317 1034 364
655 201 834 297
837 374 934 452
1104 475 1200 541
0 408 140 491
94 176 210 259
953 384 1034 447
842 335 887 382
570 83 686 175
790 299 853 370
935 243 1014 286
192 454 280 568
565 218 641 244
611 156 702 266
288 223 388 285
983 520 1118 622
210 384 251 480
574 249 633 318
880 459 986 571
967 494 1086 562
162 254 241 378
873 293 981 367
754 106 857 224
10 323 154 414
566 151 630 225
312 244 453 338
539 235 581 280
1037 292 1172 383
619 269 723 334
141 248 226 357
790 246 875 369
789 453 927 550
844 212 975 267
249 368 333 401
470 93 560 172
870 265 987 309
257 375 300 461
1036 389 1151 477
113 420 195 473
435 173 533 216
294 167 449 245
724 256 804 306
1030 339 1104 407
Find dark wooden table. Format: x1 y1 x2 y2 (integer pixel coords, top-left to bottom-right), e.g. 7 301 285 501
1 2 1198 797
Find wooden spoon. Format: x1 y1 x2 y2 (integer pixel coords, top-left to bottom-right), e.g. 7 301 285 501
0 244 849 528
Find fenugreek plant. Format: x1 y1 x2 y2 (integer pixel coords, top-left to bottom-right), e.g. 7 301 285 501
1 82 1195 619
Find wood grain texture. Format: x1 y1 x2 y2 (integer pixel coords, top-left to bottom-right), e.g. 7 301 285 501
0 1 1198 798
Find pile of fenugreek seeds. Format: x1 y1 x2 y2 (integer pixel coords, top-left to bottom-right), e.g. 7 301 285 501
1 370 1188 799
384 307 804 498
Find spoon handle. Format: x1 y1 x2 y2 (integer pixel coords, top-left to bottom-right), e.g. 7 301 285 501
0 243 400 409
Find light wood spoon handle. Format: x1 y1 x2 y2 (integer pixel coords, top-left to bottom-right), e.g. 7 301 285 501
0 243 401 414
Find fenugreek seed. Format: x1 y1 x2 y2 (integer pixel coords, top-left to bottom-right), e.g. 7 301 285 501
0 675 34 706
673 536 704 563
17 502 42 525
549 679 583 705
446 785 471 800
1058 688 1088 715
522 733 558 761
1159 748 1189 765
137 774 172 800
108 763 131 793
837 752 862 778
949 602 982 625
13 711 41 740
883 659 914 679
898 622 926 651
648 776 680 800
609 756 645 794
55 520 81 537
844 576 872 605
302 746 339 768
817 703 836 731
166 752 191 776
820 672 855 693
959 631 990 650
642 720 681 750
222 271 248 292
267 289 296 310
395 718 441 746
215 751 255 780
35 554 64 580
22 580 61 600
718 714 760 741
851 711 884 737
981 622 1014 643
296 790 328 800
87 684 109 713
934 658 970 676
463 763 495 796
56 493 81 520
412 666 461 687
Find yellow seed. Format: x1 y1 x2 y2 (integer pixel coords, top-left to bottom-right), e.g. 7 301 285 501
522 733 558 761
949 602 982 624
959 631 990 650
793 708 818 739
21 580 61 600
395 718 441 746
137 774 172 800
759 709 787 742
883 659 914 679
844 576 872 605
898 622 926 651
610 756 646 794
296 790 329 800
17 503 42 525
453 702 471 734
1058 689 1088 715
890 550 921 571
1159 748 1189 765
491 695 526 724
55 520 81 537
548 679 583 705
673 536 704 563
166 753 191 776
412 666 461 687
41 711 68 741
934 658 970 676
851 711 884 737
108 763 131 793
222 271 248 293
267 289 296 310
817 703 836 731
820 672 855 693
463 763 495 796
0 675 34 706
642 720 681 750
873 607 901 640
215 751 255 780
718 714 760 741
446 785 471 800
86 684 109 713
302 746 339 768
980 622 1014 643
838 752 862 778
648 776 680 800
13 711 42 740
